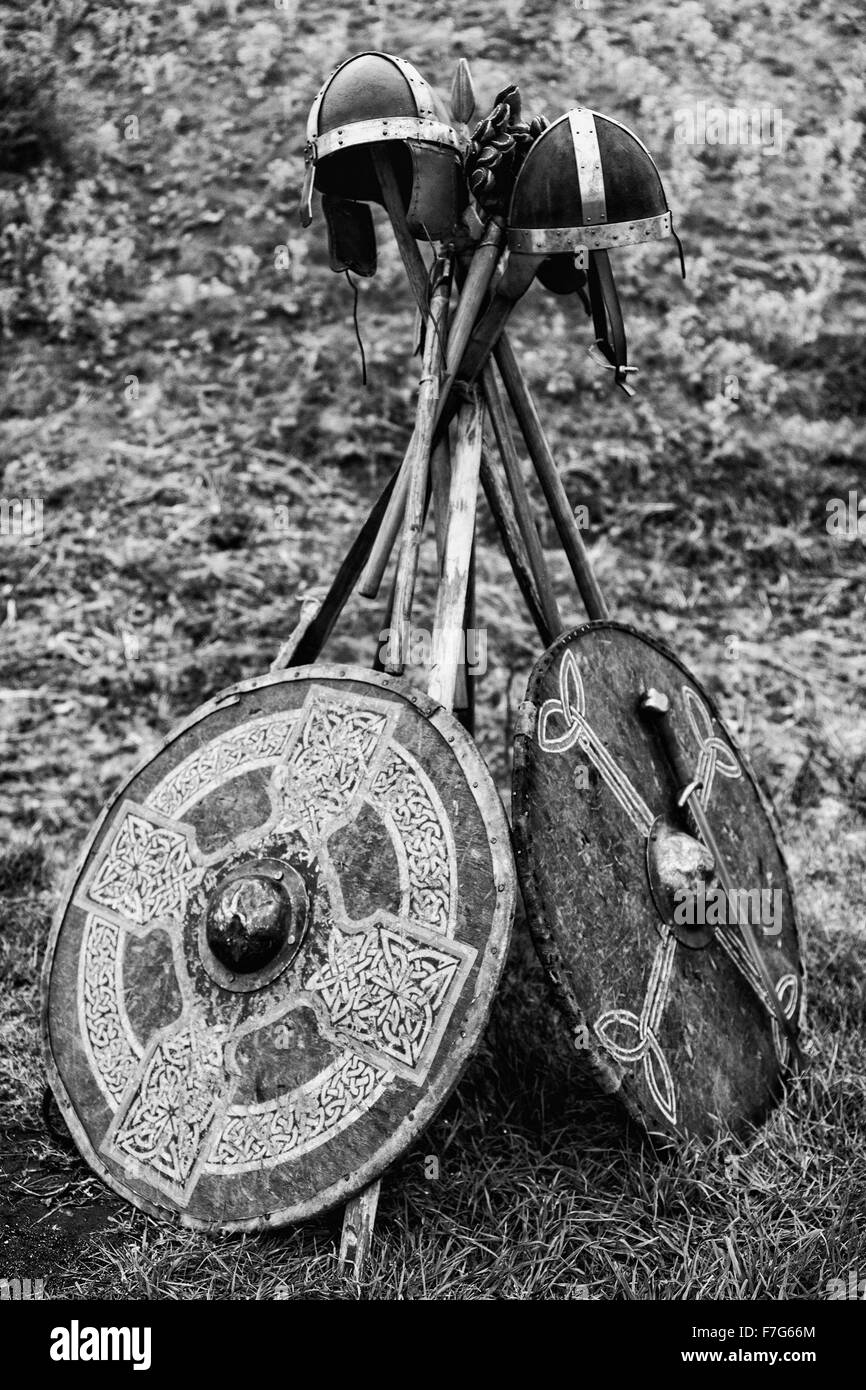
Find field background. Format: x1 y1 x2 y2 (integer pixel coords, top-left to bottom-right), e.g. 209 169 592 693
1 0 864 1299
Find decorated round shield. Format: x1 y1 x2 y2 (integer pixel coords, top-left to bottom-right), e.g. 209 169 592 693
512 623 804 1140
43 665 514 1230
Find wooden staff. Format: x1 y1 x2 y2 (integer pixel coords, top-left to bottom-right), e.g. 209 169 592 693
286 467 399 669
387 256 453 672
494 334 610 623
435 219 505 415
359 160 512 598
370 150 430 311
481 361 563 638
431 434 469 712
372 572 397 673
428 390 484 709
457 538 476 733
357 152 433 599
479 441 551 647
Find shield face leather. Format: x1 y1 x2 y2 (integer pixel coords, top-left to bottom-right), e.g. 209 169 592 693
43 666 514 1230
512 623 804 1140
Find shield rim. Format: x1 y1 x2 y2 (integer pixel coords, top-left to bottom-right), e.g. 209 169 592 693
512 620 806 1137
42 663 516 1231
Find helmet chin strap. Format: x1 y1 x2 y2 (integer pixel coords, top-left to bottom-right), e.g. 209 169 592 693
586 249 638 398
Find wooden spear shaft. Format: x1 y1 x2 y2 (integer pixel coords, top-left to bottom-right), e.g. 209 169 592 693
388 256 452 672
357 152 433 598
481 361 563 638
494 333 610 624
428 390 484 710
479 442 552 647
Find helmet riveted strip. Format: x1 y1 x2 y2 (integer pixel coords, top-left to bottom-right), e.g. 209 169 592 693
300 116 464 227
310 117 463 165
569 108 606 226
389 54 437 120
507 212 672 254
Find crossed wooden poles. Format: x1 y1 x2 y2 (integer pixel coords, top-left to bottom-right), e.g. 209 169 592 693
281 107 614 1270
289 121 801 1271
288 67 805 1276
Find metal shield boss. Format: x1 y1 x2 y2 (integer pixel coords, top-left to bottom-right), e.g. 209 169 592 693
513 623 804 1139
43 666 515 1229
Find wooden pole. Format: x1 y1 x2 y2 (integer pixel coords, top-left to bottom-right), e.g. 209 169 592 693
428 390 484 710
372 572 396 673
494 334 610 623
437 220 504 412
479 443 552 647
288 468 399 668
338 1182 380 1279
361 158 514 597
387 257 452 671
370 150 430 314
430 436 451 569
456 537 476 734
340 150 446 1279
431 433 468 710
357 150 432 599
481 361 563 639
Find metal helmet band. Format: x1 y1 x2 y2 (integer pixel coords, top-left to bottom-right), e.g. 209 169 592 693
506 108 677 254
300 52 468 277
505 108 684 395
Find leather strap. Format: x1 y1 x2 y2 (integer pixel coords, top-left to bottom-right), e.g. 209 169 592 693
587 249 637 397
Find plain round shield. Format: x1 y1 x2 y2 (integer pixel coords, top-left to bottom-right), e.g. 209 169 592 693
512 623 804 1140
43 665 515 1230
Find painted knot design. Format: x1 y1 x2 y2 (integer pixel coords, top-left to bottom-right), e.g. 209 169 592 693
305 923 470 1075
86 811 198 926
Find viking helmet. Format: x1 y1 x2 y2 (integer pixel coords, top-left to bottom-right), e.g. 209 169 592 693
505 108 685 394
300 52 467 277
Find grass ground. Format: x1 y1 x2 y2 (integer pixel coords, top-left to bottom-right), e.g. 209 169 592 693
0 0 864 1299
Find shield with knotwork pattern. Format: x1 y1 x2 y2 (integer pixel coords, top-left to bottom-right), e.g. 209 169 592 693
512 623 804 1139
43 665 514 1230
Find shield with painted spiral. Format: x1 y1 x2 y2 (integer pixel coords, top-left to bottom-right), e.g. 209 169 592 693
512 623 805 1140
43 665 514 1230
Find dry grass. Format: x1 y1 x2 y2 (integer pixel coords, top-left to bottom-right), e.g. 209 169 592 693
0 0 864 1299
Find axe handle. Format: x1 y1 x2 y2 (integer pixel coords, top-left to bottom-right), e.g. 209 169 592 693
494 334 610 624
481 361 563 640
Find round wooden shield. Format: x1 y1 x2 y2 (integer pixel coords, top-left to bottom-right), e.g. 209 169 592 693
512 623 805 1140
43 665 514 1230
